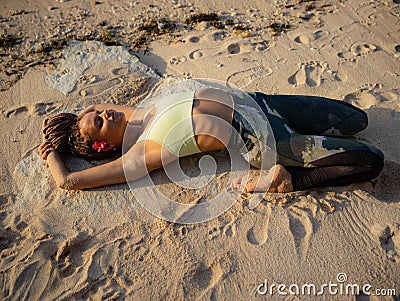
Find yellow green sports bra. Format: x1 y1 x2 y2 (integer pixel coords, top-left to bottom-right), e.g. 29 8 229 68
136 91 201 157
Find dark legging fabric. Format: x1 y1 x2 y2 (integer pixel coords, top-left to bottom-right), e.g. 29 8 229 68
287 150 384 191
246 92 384 191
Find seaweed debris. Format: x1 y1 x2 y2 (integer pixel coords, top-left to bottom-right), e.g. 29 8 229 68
268 21 292 36
184 13 223 29
0 34 23 48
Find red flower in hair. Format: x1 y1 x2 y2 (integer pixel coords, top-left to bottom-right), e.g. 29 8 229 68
92 140 108 152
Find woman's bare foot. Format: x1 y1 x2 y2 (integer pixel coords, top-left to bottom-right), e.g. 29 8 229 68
232 164 293 193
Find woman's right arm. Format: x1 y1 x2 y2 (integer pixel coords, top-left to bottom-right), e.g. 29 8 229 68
39 140 177 190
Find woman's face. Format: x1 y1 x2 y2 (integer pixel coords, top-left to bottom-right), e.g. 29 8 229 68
79 109 127 148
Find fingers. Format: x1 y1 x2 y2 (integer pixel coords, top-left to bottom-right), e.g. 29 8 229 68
40 146 52 160
43 117 49 128
244 182 256 193
232 177 241 189
232 177 245 192
232 176 260 193
38 142 55 161
38 141 51 151
42 148 53 161
38 142 46 153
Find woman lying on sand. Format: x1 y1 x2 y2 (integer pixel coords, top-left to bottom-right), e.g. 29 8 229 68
39 88 384 192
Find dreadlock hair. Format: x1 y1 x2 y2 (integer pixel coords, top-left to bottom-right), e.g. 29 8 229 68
43 112 121 160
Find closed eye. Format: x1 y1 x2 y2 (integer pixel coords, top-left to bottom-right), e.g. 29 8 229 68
95 113 103 129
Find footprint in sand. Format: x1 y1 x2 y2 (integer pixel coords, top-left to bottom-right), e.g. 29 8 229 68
183 261 223 301
293 30 329 45
371 223 400 263
169 55 187 65
351 43 378 56
252 40 271 52
247 205 272 246
55 231 92 278
111 67 129 76
288 61 327 87
226 43 242 55
227 65 273 88
187 41 250 61
188 50 203 59
77 74 98 84
78 77 124 97
173 224 195 236
5 102 58 118
208 212 237 239
169 31 269 69
185 35 200 43
287 207 314 262
364 11 388 26
394 45 400 57
204 30 225 42
343 83 398 109
208 226 220 240
338 43 379 60
184 31 225 44
222 219 236 237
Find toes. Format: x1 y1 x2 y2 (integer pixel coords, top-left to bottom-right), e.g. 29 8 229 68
232 177 250 192
245 182 256 193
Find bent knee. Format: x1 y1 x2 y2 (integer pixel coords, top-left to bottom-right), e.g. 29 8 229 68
363 147 384 178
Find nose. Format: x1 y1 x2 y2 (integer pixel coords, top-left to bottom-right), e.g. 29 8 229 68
100 110 110 119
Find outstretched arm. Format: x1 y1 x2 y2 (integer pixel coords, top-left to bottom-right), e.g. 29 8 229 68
39 141 135 190
39 140 177 190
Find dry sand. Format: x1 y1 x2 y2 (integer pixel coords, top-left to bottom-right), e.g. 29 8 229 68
1 0 400 300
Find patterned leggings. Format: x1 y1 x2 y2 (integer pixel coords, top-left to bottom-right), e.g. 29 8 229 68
237 92 384 191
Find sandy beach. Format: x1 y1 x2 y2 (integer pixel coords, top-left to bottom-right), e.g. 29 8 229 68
1 0 399 300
